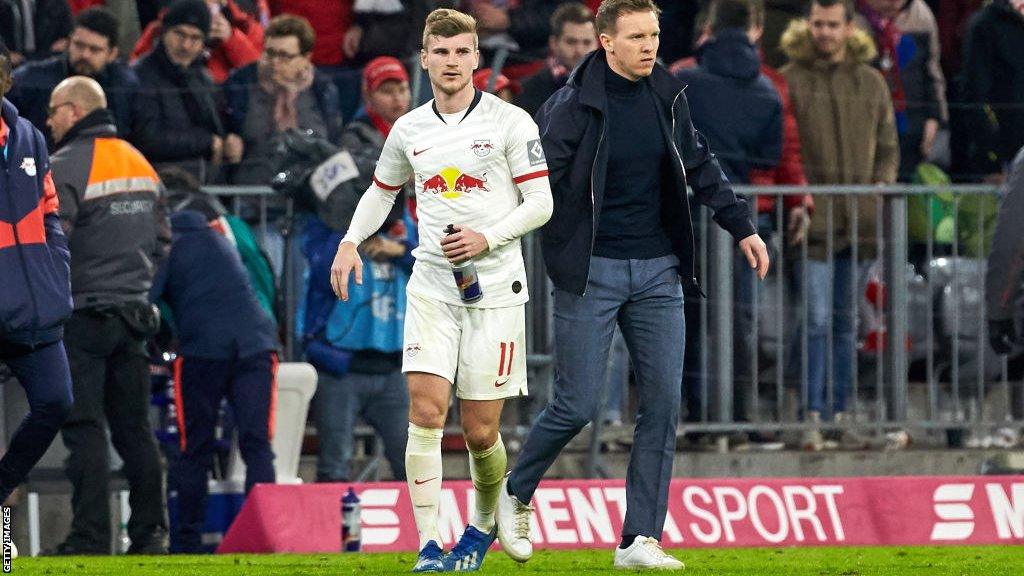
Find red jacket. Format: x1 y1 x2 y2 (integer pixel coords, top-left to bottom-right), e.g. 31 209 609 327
131 1 264 84
269 0 352 67
749 63 813 215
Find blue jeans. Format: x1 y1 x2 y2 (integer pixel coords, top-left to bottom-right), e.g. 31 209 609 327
314 370 409 481
509 255 684 539
803 256 863 416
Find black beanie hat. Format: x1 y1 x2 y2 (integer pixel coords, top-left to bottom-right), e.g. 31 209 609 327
163 0 211 38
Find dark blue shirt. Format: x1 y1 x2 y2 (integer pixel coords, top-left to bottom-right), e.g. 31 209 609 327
594 65 674 260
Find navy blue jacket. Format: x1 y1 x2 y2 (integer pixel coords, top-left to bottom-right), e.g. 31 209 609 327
675 29 783 184
537 49 756 296
0 98 72 346
149 210 277 359
8 55 139 146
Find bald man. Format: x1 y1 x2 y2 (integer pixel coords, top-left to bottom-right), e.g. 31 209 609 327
48 76 172 555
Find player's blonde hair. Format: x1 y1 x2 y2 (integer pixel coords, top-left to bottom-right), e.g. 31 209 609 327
422 8 478 50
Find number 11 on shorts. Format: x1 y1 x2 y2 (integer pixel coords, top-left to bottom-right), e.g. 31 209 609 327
497 341 515 382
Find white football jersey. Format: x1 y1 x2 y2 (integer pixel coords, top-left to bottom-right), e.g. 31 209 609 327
372 91 549 308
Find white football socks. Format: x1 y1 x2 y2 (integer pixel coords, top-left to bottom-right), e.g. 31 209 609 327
406 422 444 549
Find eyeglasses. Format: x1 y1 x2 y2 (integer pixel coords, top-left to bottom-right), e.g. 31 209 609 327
47 102 74 117
262 49 303 63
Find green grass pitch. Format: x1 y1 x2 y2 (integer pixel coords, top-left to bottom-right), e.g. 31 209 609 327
10 546 1024 575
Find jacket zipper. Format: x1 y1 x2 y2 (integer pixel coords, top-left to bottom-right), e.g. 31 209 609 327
583 115 607 296
668 89 702 294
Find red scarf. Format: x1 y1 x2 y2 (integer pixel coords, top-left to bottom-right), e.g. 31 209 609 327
857 0 907 115
367 109 392 138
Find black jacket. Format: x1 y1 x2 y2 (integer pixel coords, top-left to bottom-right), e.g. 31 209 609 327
0 0 71 62
960 0 1024 173
516 66 564 117
131 42 225 182
9 55 139 147
537 49 755 296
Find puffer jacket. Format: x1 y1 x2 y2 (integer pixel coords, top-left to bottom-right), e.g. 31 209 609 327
50 108 171 309
781 20 900 260
0 98 72 346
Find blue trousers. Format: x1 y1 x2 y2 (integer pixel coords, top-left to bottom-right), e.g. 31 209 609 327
169 352 277 553
509 255 685 539
0 340 73 502
314 370 409 481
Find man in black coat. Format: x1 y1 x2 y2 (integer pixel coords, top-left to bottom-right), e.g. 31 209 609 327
496 0 768 570
131 0 226 183
9 7 138 145
516 2 597 116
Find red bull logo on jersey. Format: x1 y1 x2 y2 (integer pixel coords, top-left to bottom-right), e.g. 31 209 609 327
420 167 490 200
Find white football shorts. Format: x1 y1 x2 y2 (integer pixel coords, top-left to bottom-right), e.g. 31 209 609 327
403 291 528 400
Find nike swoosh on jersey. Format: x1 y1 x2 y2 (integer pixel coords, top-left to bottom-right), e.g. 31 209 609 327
413 147 432 156
414 476 438 485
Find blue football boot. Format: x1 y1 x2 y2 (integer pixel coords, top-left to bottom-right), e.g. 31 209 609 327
411 540 445 572
443 525 497 572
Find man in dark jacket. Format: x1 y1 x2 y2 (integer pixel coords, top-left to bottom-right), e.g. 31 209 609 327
223 14 342 185
47 75 171 555
131 0 226 183
984 145 1024 429
150 209 279 554
8 7 138 145
0 48 74 548
496 0 767 570
960 0 1024 179
0 0 72 66
676 0 783 431
516 3 597 116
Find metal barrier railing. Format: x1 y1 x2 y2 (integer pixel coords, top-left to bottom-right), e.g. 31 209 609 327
204 183 1022 457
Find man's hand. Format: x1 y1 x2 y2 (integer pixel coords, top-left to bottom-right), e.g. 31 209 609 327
331 241 363 301
787 206 811 246
739 233 770 280
343 25 363 59
224 134 244 164
472 0 511 31
920 118 939 159
441 225 489 264
210 135 224 165
989 318 1017 355
362 236 405 262
210 10 233 42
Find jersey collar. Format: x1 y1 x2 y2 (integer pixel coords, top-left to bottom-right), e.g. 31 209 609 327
432 89 483 124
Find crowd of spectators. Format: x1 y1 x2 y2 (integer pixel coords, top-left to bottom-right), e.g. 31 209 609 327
2 0 1024 555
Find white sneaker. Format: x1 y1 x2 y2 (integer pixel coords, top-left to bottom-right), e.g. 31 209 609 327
613 536 684 570
495 475 533 563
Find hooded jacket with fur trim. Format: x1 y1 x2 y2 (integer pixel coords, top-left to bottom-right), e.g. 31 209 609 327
780 20 899 260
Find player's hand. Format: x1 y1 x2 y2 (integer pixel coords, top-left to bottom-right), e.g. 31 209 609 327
441 225 489 264
739 233 770 280
330 241 363 301
224 134 244 164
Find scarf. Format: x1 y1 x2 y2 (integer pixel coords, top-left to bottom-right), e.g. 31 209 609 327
258 63 315 133
857 1 906 117
367 109 393 138
547 55 569 84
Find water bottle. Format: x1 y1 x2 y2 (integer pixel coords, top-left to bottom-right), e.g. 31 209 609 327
341 487 362 552
445 224 483 303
